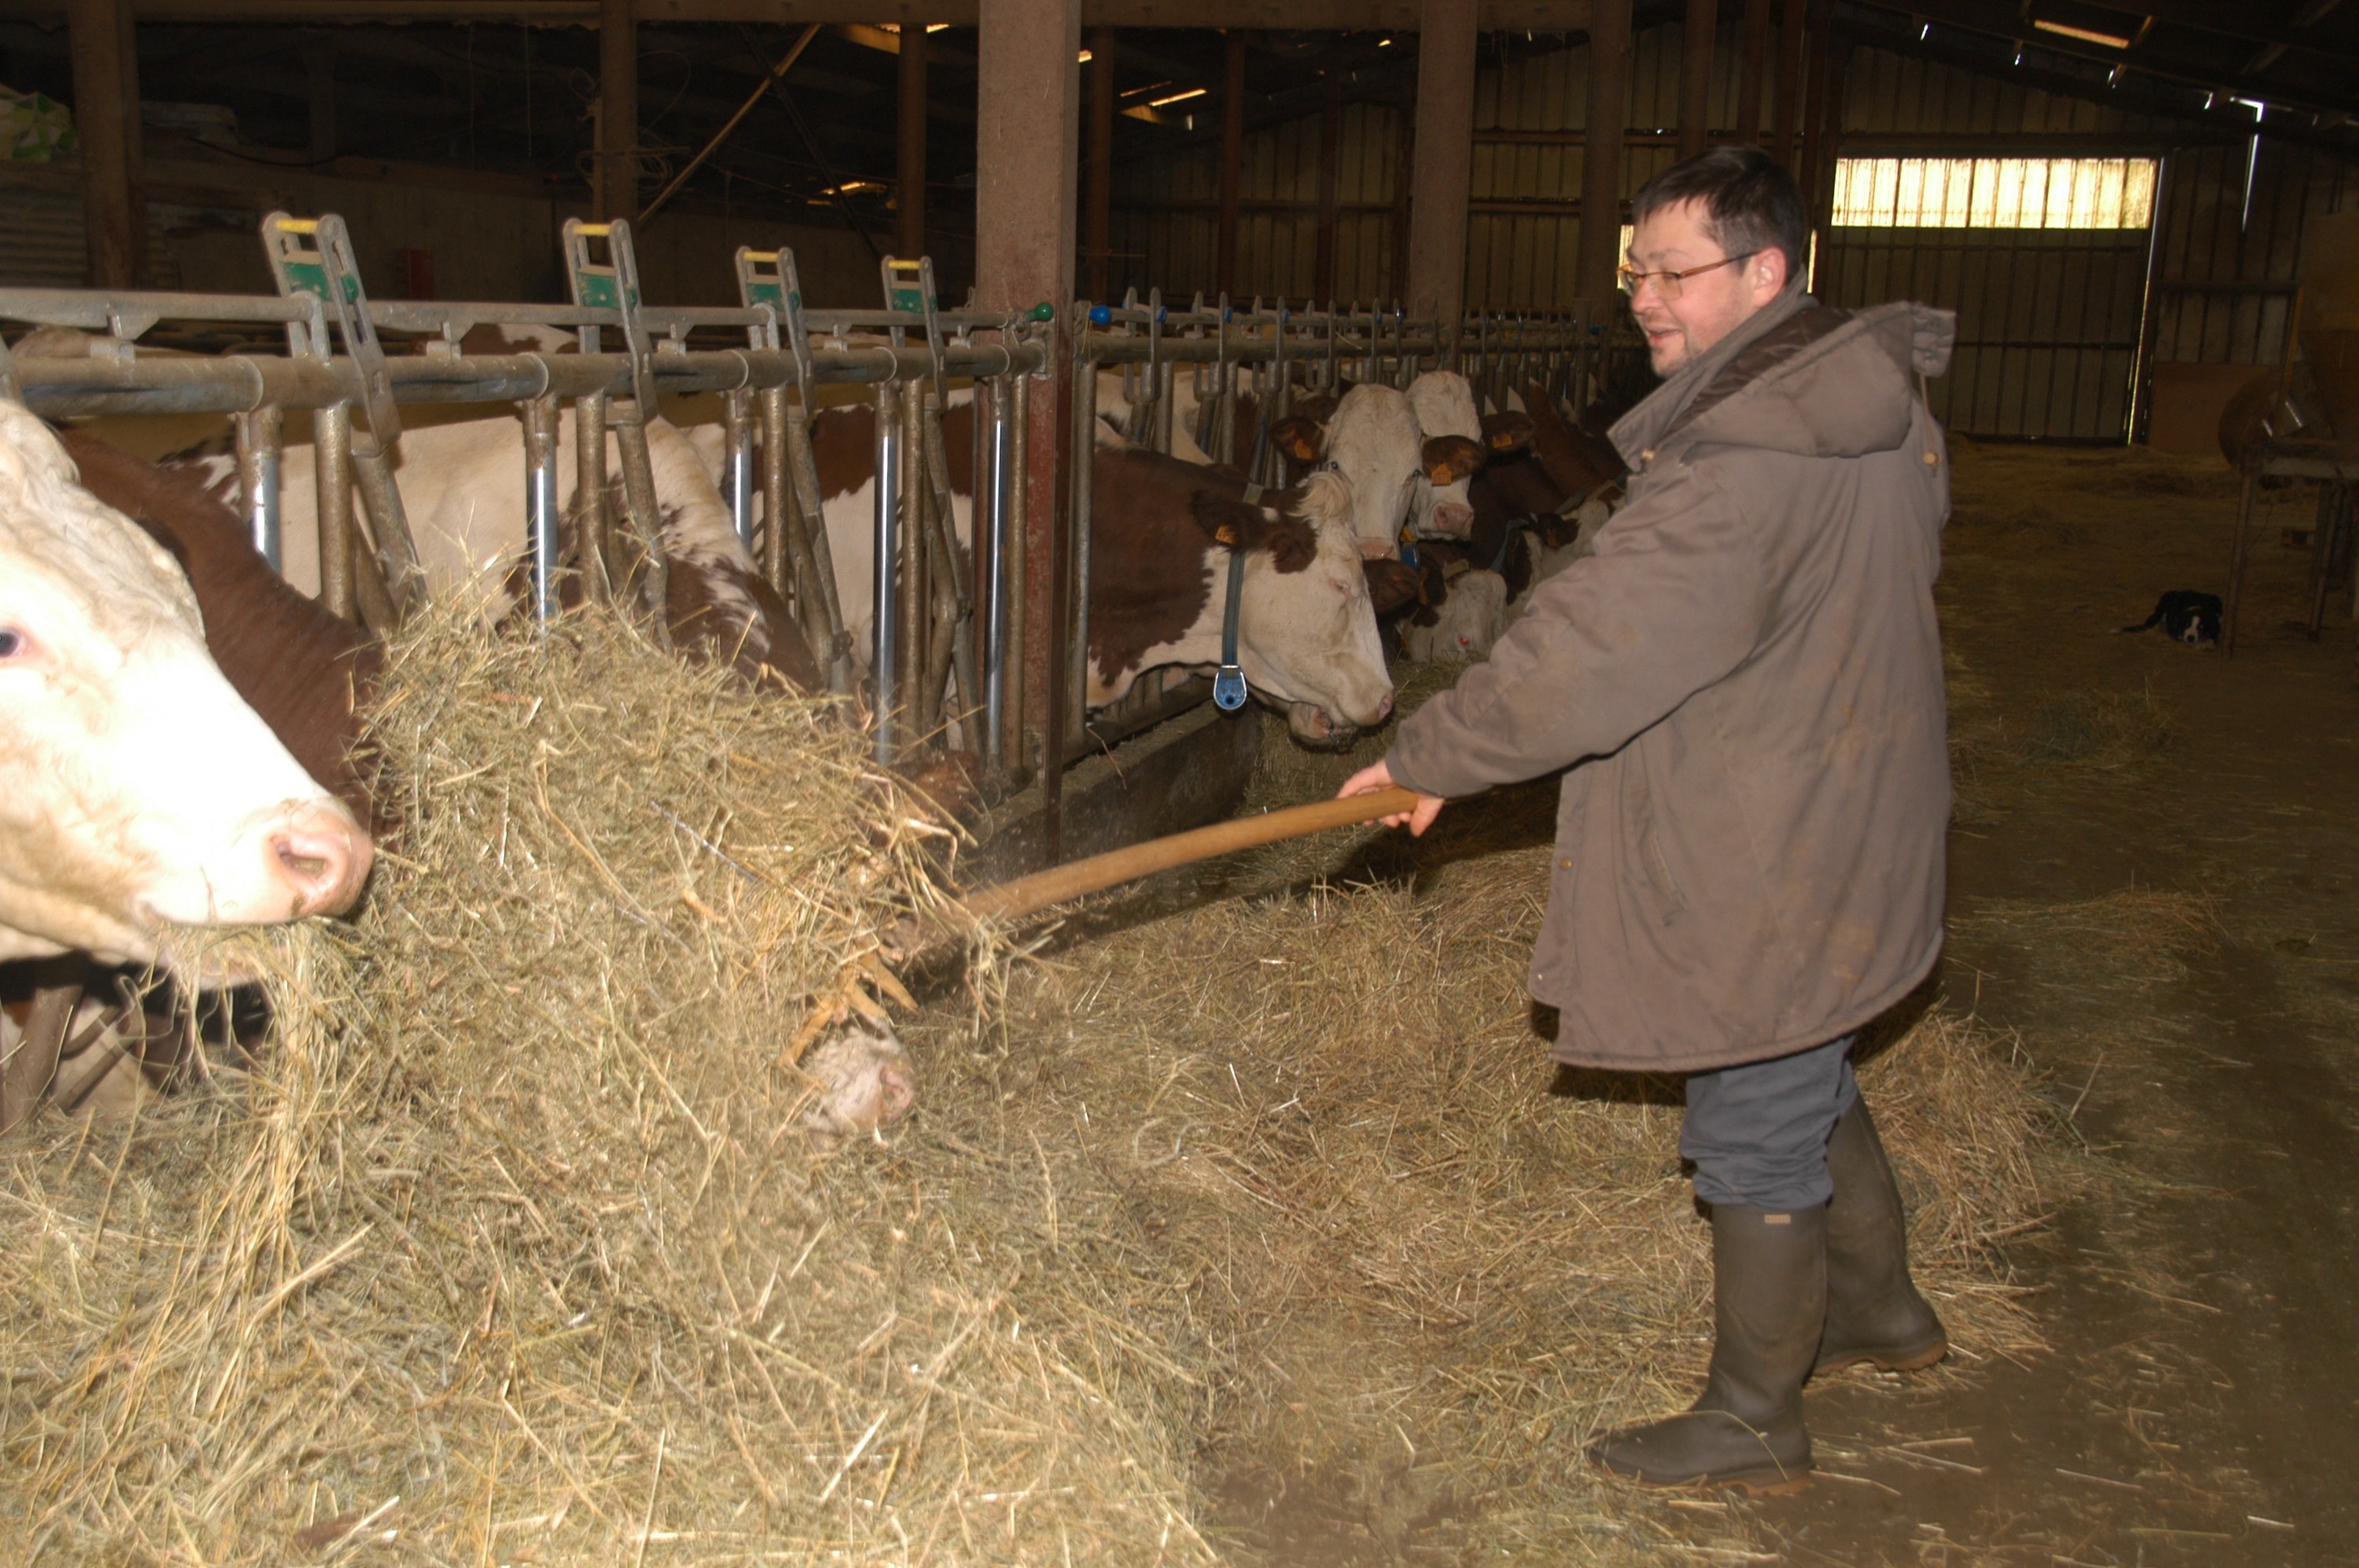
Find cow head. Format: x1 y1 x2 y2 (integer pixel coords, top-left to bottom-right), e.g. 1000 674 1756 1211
1415 434 1489 539
1321 383 1427 561
1403 370 1490 541
0 404 371 967
1189 472 1393 748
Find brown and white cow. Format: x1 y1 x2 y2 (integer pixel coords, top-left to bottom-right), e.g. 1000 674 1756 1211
113 318 819 693
0 399 371 967
20 430 907 1132
774 400 1392 746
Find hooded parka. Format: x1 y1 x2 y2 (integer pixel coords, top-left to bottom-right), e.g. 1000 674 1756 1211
1386 289 1958 1074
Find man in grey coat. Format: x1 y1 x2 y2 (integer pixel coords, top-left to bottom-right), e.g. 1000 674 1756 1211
1339 147 1957 1493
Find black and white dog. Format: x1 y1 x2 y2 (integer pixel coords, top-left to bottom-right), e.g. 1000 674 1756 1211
2121 590 2223 648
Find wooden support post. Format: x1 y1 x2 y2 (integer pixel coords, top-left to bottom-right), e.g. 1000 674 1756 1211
1772 0 1805 169
598 0 637 222
304 34 337 164
1797 0 1832 212
1678 0 1715 162
1579 0 1633 312
1737 0 1772 148
1314 66 1343 303
1216 30 1245 299
976 0 1078 840
899 19 929 261
1408 0 1476 324
1085 27 1115 303
1391 103 1414 303
115 0 146 283
1800 0 1841 228
67 0 136 288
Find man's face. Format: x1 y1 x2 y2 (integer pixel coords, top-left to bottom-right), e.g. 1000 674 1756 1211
1626 199 1790 376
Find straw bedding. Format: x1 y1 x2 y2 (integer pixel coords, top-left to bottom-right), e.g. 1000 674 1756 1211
0 610 2057 1564
958 855 2050 1559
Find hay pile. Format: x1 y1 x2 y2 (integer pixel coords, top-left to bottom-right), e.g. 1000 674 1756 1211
940 848 2053 1559
0 608 2061 1565
0 608 1215 1566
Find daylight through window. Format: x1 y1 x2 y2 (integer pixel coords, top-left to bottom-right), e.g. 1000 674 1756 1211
1830 157 2158 230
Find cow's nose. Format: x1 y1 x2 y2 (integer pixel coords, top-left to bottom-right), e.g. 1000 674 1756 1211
1432 503 1474 535
1372 691 1394 721
269 804 373 917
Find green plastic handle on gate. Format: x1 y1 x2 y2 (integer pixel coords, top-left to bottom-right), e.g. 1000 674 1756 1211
1026 303 1055 322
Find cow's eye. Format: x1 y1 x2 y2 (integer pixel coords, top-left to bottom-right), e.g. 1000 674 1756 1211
0 629 23 659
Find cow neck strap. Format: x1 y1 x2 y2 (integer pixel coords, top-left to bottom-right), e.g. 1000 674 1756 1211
1213 545 1249 711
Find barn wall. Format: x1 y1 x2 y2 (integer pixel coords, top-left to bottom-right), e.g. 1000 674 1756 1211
1107 20 1803 310
1110 28 2357 443
0 154 917 312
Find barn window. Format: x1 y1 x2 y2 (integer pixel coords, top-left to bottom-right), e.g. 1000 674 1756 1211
1830 157 2158 230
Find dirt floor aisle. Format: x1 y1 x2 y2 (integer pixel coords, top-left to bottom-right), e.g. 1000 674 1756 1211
1754 443 2359 1566
1211 438 2359 1565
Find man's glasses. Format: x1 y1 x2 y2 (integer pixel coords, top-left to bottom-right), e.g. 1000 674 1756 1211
1615 251 1758 299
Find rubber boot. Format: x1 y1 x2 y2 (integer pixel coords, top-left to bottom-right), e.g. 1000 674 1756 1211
1588 1203 1824 1494
1815 1098 1947 1377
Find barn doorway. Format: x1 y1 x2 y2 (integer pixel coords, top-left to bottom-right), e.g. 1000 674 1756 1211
1814 155 2161 442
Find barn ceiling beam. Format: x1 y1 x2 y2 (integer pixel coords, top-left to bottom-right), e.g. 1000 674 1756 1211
2063 0 2349 57
1844 0 2359 79
1845 0 2359 118
1837 8 2359 154
0 0 1596 24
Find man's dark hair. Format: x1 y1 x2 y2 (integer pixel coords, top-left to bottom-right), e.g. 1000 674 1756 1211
1628 147 1810 287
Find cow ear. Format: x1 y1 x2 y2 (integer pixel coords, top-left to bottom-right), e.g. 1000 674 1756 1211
1190 488 1262 550
1271 416 1324 463
1266 517 1318 573
1482 412 1535 454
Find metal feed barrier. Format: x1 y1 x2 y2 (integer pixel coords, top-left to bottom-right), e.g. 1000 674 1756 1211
0 205 1609 818
0 215 1052 782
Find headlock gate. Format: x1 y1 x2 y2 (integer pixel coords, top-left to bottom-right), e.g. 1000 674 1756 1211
0 216 1600 847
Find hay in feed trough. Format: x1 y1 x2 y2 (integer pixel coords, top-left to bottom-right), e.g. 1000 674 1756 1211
0 605 1216 1566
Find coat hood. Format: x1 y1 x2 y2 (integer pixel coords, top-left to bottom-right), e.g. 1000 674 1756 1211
1612 290 1957 467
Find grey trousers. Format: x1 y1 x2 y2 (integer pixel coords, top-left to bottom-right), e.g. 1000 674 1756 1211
1679 1033 1860 1210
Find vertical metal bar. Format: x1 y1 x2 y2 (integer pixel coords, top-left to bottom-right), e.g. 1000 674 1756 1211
611 406 671 648
1068 347 1097 753
315 401 356 622
900 376 931 741
1156 356 1176 456
234 405 282 573
576 390 612 600
722 387 754 549
758 384 791 595
781 383 849 691
524 394 562 626
1005 368 1030 779
872 383 901 762
921 383 976 742
983 378 1012 773
349 451 417 623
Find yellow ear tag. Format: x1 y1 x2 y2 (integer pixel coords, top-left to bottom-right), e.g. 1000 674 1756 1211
1216 524 1240 546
